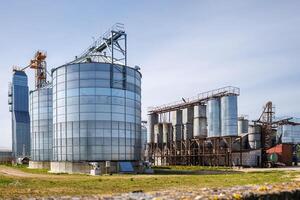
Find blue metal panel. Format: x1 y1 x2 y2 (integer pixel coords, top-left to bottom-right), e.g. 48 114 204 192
119 161 134 173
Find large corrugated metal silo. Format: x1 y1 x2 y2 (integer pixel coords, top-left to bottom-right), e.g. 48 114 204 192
51 62 142 163
221 95 238 136
207 98 221 137
193 104 207 138
29 86 52 167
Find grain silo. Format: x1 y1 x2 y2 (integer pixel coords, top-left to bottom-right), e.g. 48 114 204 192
207 98 221 137
221 95 238 136
51 62 142 173
29 85 53 169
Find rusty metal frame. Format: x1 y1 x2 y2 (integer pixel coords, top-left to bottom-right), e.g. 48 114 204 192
147 136 242 167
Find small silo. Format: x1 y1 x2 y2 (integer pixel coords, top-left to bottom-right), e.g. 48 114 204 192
171 110 183 141
141 122 147 160
182 107 194 140
248 125 261 149
207 98 221 137
220 95 238 136
29 85 53 169
154 124 163 144
158 112 171 123
148 113 158 144
193 104 207 138
238 116 249 135
162 123 172 144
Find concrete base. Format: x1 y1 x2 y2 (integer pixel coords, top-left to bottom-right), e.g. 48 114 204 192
50 161 139 174
29 161 51 169
50 161 92 174
90 169 100 176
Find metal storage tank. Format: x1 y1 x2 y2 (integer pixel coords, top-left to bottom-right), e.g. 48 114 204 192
171 110 183 141
207 98 221 137
221 95 238 136
193 105 207 138
238 117 249 135
154 124 163 144
52 62 142 161
173 125 182 142
183 123 193 140
159 112 171 123
141 121 147 160
182 107 194 124
171 110 182 125
147 113 158 143
29 86 53 161
248 125 261 149
162 123 172 143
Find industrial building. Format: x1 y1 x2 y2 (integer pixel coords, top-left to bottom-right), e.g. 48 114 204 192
0 148 12 163
8 24 142 173
8 70 31 159
147 87 300 167
6 23 300 173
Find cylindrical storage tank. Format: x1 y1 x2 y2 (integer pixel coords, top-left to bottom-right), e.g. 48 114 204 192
183 123 193 140
141 123 147 160
194 104 206 118
248 125 261 149
162 123 172 143
173 125 182 142
154 124 163 144
193 118 207 138
171 110 182 125
182 107 194 124
221 95 238 136
238 117 249 135
29 86 53 161
158 112 170 123
148 113 158 143
207 98 221 137
52 62 142 161
193 105 207 138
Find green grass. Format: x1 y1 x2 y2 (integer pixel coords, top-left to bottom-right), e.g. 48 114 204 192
8 164 50 174
0 168 298 198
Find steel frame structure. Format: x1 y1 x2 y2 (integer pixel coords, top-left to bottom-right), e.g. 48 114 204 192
148 86 240 114
69 23 127 66
147 136 242 167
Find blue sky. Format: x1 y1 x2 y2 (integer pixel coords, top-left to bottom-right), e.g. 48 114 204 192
1 1 300 148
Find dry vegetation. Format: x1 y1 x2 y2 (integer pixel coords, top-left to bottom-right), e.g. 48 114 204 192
0 165 298 198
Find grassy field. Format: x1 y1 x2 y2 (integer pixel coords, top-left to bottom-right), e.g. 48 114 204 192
0 165 298 198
